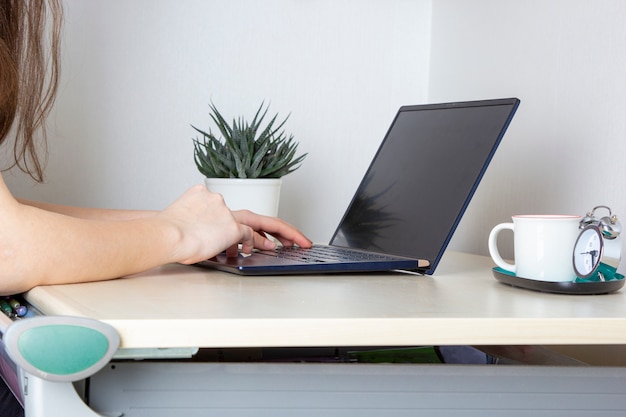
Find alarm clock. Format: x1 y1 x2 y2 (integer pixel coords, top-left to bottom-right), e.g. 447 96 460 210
573 206 621 280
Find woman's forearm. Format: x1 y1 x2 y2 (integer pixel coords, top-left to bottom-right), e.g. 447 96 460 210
0 202 180 295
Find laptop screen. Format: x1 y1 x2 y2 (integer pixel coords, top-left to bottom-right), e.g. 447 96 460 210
330 98 519 273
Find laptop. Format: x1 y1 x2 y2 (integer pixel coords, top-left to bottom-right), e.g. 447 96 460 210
198 98 520 275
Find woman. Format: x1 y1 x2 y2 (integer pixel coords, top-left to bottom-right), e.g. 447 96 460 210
0 1 310 414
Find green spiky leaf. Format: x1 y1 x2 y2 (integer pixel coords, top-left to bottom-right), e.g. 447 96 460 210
192 102 306 179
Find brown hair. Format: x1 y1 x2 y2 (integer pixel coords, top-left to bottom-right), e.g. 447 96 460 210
0 0 62 182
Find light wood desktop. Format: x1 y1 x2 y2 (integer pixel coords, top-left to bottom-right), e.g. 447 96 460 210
23 251 626 350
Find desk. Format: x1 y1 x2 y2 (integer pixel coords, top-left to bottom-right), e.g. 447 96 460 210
25 251 626 348
14 252 626 415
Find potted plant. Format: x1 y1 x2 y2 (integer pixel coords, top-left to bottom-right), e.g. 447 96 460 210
192 102 307 216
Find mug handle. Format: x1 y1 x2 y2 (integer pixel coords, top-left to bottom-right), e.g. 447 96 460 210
488 223 515 273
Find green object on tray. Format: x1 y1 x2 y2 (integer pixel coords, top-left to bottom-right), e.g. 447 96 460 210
494 262 624 283
574 262 624 283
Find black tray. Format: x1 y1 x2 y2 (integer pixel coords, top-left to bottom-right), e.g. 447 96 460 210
492 267 625 295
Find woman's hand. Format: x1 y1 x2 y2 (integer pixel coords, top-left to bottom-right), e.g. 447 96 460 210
230 209 313 257
160 185 311 264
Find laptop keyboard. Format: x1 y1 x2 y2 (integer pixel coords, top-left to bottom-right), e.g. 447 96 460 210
271 245 402 264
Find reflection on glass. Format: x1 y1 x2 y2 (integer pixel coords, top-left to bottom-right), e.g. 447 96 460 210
332 176 401 252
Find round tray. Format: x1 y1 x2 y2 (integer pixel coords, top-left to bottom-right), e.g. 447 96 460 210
492 267 625 295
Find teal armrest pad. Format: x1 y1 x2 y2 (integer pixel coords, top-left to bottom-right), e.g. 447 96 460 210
3 316 119 382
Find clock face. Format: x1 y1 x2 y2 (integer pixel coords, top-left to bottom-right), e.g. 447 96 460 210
573 225 604 278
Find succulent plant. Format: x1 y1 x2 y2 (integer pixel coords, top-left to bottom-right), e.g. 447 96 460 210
192 102 306 178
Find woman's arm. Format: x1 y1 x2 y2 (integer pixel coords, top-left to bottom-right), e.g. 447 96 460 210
0 175 311 295
1 188 179 294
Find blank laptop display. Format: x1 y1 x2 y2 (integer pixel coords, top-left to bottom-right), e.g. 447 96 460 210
198 98 520 275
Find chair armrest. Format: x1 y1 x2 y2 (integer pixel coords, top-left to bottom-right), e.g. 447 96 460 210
3 316 119 382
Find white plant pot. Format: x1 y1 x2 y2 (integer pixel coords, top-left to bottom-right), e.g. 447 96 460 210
204 178 282 217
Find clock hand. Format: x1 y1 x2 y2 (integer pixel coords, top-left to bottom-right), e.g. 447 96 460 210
579 250 599 270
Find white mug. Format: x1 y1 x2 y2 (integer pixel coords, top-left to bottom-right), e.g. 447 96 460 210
488 215 582 282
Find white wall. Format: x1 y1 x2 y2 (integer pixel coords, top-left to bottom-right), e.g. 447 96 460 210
4 0 431 243
431 0 626 258
8 1 625 260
